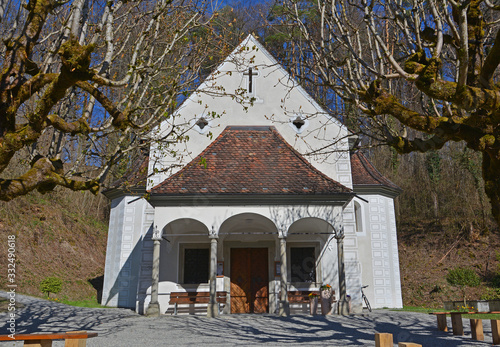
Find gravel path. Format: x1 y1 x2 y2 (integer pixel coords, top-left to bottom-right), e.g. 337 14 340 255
0 291 494 346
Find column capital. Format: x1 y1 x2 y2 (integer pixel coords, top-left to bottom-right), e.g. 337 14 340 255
209 226 219 239
334 226 345 241
151 225 163 241
278 229 287 239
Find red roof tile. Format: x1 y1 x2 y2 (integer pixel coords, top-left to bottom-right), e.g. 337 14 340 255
350 151 401 192
151 126 352 196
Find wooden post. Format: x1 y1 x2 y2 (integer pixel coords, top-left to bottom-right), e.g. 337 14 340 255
375 333 393 347
470 319 484 341
398 343 422 347
65 331 88 347
436 313 448 332
65 339 87 347
491 319 500 345
25 341 52 347
450 312 464 335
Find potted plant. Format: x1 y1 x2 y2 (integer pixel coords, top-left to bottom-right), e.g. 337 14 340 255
308 292 319 315
320 284 333 315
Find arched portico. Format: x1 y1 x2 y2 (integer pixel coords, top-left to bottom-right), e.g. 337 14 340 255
146 204 348 316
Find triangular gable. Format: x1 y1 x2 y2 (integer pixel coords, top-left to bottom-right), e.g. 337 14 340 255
148 35 352 191
151 126 352 197
172 35 343 128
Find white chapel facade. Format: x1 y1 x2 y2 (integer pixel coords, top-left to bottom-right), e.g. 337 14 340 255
101 35 403 315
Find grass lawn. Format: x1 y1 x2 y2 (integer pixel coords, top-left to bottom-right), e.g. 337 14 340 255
392 306 500 319
391 306 437 313
56 297 109 308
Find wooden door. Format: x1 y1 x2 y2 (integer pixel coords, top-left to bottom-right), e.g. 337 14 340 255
230 248 268 313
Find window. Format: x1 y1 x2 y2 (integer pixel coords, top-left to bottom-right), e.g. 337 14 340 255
289 115 309 134
192 117 210 134
292 116 305 130
354 201 363 233
195 117 208 130
183 248 209 284
290 247 316 282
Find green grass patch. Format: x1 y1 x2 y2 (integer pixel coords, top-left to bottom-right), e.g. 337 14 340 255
59 298 109 308
462 313 500 319
394 306 500 319
391 306 437 313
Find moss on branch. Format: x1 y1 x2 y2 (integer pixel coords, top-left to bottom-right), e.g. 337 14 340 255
0 156 99 201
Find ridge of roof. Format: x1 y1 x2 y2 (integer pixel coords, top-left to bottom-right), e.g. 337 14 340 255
150 126 352 196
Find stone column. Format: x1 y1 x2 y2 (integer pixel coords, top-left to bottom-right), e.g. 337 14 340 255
279 233 289 316
336 228 349 315
207 235 218 318
146 226 163 316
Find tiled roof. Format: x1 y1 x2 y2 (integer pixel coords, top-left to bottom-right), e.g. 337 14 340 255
350 151 401 192
151 126 352 196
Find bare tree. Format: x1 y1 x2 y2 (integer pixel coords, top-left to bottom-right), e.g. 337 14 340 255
0 0 216 200
273 0 500 226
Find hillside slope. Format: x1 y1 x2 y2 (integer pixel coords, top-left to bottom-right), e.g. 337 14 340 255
398 218 500 308
0 190 109 301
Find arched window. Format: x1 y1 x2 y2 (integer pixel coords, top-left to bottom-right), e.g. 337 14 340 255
354 201 363 233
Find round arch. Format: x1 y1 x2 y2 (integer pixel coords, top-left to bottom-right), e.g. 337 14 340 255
287 217 335 237
219 212 279 236
162 218 209 236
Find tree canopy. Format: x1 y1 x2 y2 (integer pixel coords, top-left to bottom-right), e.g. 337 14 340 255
270 0 500 226
0 0 216 200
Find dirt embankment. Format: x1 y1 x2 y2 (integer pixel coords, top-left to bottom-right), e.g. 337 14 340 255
0 191 109 301
398 219 500 308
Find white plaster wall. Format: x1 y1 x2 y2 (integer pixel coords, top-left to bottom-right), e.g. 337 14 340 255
356 195 403 309
102 197 125 306
342 201 363 313
102 196 153 309
139 203 346 314
147 36 350 190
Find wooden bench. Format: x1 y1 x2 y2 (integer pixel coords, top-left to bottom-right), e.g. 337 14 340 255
285 290 336 314
0 331 97 346
286 290 336 303
169 291 227 315
430 311 500 344
287 291 320 303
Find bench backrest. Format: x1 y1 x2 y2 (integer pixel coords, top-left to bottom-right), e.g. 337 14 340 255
169 291 227 304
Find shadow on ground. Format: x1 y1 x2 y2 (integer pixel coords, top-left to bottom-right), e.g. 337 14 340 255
0 292 492 346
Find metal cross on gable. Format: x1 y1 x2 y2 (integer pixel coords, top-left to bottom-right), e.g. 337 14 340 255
243 67 258 93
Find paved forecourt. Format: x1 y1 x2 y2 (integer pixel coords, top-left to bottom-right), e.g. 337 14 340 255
0 292 493 346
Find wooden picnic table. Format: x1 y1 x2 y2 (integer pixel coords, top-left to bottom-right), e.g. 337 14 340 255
430 311 500 344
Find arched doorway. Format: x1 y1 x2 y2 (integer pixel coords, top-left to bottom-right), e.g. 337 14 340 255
219 213 278 314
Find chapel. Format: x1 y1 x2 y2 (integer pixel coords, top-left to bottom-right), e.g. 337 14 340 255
101 35 403 315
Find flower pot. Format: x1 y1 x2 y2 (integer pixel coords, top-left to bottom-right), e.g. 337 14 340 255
320 289 333 315
309 297 318 315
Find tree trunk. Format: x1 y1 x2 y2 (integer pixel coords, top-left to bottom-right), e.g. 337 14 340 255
431 190 439 220
482 152 500 227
